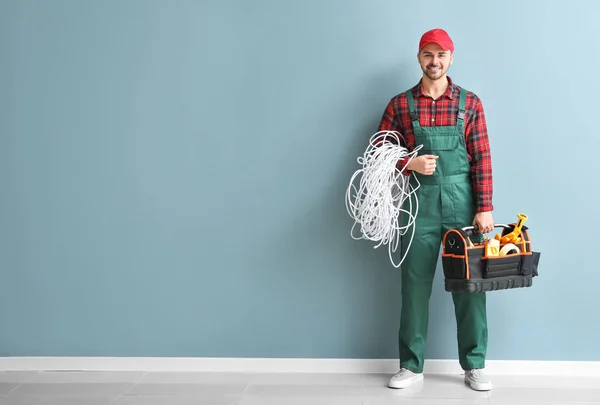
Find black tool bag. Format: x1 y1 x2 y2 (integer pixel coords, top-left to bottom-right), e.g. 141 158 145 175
442 224 541 293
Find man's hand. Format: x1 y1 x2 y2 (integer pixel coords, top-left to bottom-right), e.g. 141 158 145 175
407 155 439 175
473 211 494 234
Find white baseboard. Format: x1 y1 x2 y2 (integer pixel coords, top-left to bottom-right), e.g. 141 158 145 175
0 357 599 377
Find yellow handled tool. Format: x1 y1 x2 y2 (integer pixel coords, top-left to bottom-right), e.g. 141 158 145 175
495 213 528 244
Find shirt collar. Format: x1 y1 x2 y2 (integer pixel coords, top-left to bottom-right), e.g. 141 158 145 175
416 76 456 100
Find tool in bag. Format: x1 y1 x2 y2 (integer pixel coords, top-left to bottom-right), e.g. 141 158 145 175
442 213 541 293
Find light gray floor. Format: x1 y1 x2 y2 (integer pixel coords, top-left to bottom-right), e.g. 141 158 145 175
0 370 598 404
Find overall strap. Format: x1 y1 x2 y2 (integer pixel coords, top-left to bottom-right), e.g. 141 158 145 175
405 90 420 126
456 87 466 132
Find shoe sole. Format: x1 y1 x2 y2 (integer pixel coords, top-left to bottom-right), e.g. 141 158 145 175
465 378 492 391
387 373 424 389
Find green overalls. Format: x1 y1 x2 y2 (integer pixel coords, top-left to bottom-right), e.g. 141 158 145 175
399 87 487 373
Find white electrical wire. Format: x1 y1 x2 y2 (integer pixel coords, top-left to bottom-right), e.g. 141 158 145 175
345 131 423 268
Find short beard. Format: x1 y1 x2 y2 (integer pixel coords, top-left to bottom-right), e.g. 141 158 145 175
423 65 445 81
425 71 444 81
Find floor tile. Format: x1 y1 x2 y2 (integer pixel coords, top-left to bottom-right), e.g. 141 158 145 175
30 371 145 384
0 372 39 384
490 375 600 389
127 382 249 396
0 385 20 396
139 372 253 385
249 372 367 386
0 396 117 405
0 370 596 405
488 398 564 405
237 395 363 405
9 383 132 396
558 389 600 402
488 386 600 403
244 383 364 397
363 398 490 405
562 402 600 405
363 373 396 386
114 394 242 405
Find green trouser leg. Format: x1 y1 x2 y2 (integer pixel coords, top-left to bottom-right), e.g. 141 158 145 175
399 185 441 374
451 291 487 370
443 182 487 371
399 182 487 373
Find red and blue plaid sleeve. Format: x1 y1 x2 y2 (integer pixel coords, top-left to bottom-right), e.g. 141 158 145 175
465 96 494 212
377 97 412 175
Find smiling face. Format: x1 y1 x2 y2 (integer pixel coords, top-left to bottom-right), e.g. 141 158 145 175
417 43 454 81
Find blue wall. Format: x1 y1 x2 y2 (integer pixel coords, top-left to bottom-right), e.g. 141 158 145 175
1 0 598 361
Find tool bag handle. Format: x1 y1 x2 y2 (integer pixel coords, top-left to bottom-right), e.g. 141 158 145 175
462 224 511 237
462 224 530 253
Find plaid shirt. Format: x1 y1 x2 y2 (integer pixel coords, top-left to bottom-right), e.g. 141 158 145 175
377 77 493 212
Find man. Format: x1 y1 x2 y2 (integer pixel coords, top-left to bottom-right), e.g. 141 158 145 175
377 28 494 391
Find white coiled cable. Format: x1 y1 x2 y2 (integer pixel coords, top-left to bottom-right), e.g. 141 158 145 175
345 131 423 268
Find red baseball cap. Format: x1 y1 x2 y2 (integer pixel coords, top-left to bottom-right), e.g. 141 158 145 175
419 28 454 52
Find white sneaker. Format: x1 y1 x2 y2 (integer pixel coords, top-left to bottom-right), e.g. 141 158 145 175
387 368 424 389
464 369 492 391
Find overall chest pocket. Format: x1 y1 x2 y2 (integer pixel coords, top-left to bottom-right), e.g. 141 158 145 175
416 134 459 153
